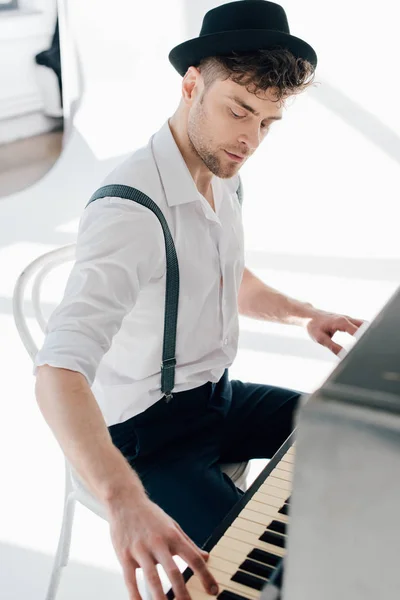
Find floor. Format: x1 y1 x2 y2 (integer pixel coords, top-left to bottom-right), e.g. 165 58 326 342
0 128 64 198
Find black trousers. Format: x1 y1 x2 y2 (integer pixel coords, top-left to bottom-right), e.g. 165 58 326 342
108 369 301 547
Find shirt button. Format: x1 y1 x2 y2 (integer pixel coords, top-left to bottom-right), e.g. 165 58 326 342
223 338 228 346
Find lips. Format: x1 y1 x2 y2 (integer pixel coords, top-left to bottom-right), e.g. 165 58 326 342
225 150 244 162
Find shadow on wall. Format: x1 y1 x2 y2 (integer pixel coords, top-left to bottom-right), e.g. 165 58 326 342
309 81 400 165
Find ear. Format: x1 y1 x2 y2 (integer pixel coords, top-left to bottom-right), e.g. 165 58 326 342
182 66 202 105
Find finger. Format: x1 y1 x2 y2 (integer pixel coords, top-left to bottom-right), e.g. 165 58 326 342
156 549 192 600
177 542 219 596
348 317 365 328
336 318 358 336
121 559 142 600
174 520 209 559
138 553 167 600
319 333 343 356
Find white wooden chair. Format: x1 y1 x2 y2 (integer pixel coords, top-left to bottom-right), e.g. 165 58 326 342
12 242 251 600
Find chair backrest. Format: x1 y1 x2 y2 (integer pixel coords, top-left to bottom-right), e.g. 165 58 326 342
13 243 76 359
12 244 82 497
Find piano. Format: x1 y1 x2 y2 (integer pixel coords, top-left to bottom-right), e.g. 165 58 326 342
166 431 296 600
167 283 400 600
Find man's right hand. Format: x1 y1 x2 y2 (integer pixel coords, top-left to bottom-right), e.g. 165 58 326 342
107 492 219 600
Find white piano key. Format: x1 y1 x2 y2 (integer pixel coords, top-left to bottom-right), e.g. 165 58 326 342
262 475 291 492
276 460 292 473
259 483 289 501
270 468 292 482
188 566 259 599
246 499 281 518
211 542 248 565
231 516 269 536
251 491 284 508
222 525 285 558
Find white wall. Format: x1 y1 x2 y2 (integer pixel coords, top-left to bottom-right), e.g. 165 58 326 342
230 0 400 392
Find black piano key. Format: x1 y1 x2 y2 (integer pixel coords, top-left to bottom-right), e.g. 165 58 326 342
231 570 266 591
262 560 285 600
267 520 287 536
259 530 286 548
217 590 249 600
278 503 289 516
239 558 275 579
270 560 284 589
247 548 281 568
285 496 291 504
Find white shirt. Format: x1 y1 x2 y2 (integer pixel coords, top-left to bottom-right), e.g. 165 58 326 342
33 119 245 426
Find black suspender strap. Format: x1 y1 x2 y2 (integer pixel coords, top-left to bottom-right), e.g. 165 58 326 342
85 177 243 402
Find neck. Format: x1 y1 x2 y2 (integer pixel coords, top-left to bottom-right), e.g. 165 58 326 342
168 113 213 198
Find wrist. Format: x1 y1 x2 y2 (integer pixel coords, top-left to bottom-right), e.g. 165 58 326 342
285 300 322 327
104 478 149 514
100 460 148 512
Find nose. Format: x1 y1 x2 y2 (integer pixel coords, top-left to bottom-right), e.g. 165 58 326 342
238 125 263 152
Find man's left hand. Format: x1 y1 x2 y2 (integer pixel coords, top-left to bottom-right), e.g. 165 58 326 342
305 311 365 356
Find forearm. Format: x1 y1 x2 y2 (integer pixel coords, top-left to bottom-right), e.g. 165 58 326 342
35 365 147 510
238 267 320 326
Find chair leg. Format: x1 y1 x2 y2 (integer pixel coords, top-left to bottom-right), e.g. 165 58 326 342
45 494 76 600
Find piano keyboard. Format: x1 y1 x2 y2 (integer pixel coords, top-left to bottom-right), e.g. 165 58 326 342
167 435 295 600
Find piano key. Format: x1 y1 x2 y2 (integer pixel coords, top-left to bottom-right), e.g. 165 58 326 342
191 553 261 586
275 460 292 472
231 570 267 591
247 548 281 568
252 492 285 508
211 542 250 566
217 529 285 559
246 499 283 518
223 525 285 557
185 588 220 600
239 558 275 580
259 530 286 548
233 513 284 534
280 458 294 469
278 504 289 516
281 450 295 460
259 483 289 501
244 504 288 527
217 591 251 600
270 468 292 483
231 516 269 536
240 507 286 528
263 558 285 598
262 476 291 492
267 520 287 536
188 567 259 600
205 554 251 578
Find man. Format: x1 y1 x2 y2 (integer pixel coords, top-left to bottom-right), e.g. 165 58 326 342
34 2 364 600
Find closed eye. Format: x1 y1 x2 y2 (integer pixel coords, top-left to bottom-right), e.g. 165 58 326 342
230 108 270 129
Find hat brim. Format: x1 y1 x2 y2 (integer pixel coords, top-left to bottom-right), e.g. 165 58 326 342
169 29 317 77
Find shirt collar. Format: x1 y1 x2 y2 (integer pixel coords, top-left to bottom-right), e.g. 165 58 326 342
151 119 212 208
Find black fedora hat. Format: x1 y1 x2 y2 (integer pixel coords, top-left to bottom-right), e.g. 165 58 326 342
169 0 317 77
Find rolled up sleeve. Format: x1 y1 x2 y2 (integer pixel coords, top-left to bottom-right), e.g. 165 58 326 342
33 197 165 386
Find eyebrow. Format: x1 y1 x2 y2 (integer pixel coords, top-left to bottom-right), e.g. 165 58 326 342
227 95 282 120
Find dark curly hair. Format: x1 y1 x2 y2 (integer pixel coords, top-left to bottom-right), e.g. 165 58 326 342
197 48 317 103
